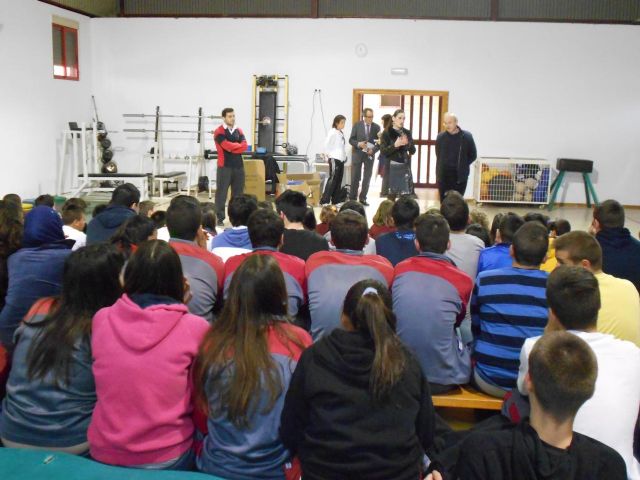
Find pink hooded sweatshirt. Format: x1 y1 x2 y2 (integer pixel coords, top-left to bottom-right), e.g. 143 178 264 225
88 294 209 466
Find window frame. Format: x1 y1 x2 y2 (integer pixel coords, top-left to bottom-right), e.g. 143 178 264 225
52 22 79 81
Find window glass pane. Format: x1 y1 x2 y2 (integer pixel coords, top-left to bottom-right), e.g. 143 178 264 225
431 96 441 139
412 96 420 139
52 26 63 74
64 29 78 78
403 95 411 127
419 145 428 184
421 96 431 140
429 145 437 184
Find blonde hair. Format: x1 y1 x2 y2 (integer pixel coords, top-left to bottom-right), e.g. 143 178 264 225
469 209 490 231
319 204 338 224
372 200 394 227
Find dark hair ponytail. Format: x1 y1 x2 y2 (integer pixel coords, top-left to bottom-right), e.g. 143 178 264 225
343 280 406 400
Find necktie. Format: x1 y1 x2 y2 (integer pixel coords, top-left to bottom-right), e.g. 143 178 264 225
365 124 370 140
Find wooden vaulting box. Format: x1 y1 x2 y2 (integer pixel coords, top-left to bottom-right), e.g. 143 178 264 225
243 159 266 201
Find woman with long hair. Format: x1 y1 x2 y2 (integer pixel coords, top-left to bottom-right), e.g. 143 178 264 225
0 244 124 454
280 279 436 480
0 201 23 311
369 199 396 240
195 254 311 479
320 114 348 205
88 240 208 470
380 109 416 200
377 113 393 196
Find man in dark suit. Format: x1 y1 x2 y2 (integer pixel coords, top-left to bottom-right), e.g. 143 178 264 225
348 108 380 206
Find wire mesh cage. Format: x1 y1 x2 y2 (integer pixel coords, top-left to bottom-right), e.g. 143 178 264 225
475 158 551 205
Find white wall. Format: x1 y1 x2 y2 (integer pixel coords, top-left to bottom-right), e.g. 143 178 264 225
89 17 640 205
0 0 93 199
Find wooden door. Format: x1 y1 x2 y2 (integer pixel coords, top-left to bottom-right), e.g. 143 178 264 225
354 89 448 188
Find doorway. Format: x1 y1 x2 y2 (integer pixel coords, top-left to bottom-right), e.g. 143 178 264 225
353 89 448 188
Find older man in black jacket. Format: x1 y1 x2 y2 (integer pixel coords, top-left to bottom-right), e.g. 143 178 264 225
435 113 477 201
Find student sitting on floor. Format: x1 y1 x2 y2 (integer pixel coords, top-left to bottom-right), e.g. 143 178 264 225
554 230 640 347
368 199 396 240
89 241 209 470
225 209 306 318
441 191 484 282
0 244 124 455
472 221 549 397
375 196 420 266
306 210 394 340
315 204 337 237
195 255 311 480
514 266 640 479
281 280 436 480
476 212 524 275
138 200 156 218
427 332 627 480
0 206 73 349
277 190 329 261
86 183 140 245
0 201 23 313
109 214 157 257
324 201 378 255
591 199 640 292
211 194 257 262
167 196 224 323
61 202 87 251
393 213 473 393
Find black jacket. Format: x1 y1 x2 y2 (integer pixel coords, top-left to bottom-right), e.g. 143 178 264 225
435 128 477 183
280 329 435 480
380 127 416 164
449 420 626 480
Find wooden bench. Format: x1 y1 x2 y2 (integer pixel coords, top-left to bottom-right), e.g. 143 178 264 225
432 385 503 411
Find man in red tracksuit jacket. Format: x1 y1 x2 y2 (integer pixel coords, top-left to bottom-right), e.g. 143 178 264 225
214 107 247 225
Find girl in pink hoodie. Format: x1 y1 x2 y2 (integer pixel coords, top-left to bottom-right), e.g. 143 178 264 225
88 240 209 470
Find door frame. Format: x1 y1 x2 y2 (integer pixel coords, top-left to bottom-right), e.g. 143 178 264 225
352 88 449 188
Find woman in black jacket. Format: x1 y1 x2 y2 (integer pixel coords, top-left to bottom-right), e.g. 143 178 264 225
280 279 435 480
380 109 416 199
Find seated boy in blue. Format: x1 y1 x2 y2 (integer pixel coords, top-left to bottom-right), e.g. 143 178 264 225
376 196 420 266
211 194 257 262
476 213 524 276
472 221 549 397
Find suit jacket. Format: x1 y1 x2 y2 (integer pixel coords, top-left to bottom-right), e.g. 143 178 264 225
349 121 381 162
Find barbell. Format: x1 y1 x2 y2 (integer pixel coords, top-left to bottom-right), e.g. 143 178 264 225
123 113 222 120
124 128 216 134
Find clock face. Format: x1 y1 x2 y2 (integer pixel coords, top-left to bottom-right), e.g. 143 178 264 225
355 43 368 58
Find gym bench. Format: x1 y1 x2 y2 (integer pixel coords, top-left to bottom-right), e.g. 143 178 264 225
432 385 503 411
153 171 187 198
73 173 150 200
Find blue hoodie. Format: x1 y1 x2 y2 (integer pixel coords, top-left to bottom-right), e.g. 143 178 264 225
211 227 252 250
86 205 136 245
0 207 72 347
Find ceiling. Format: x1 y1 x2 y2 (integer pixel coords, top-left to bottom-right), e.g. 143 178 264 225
40 0 640 24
